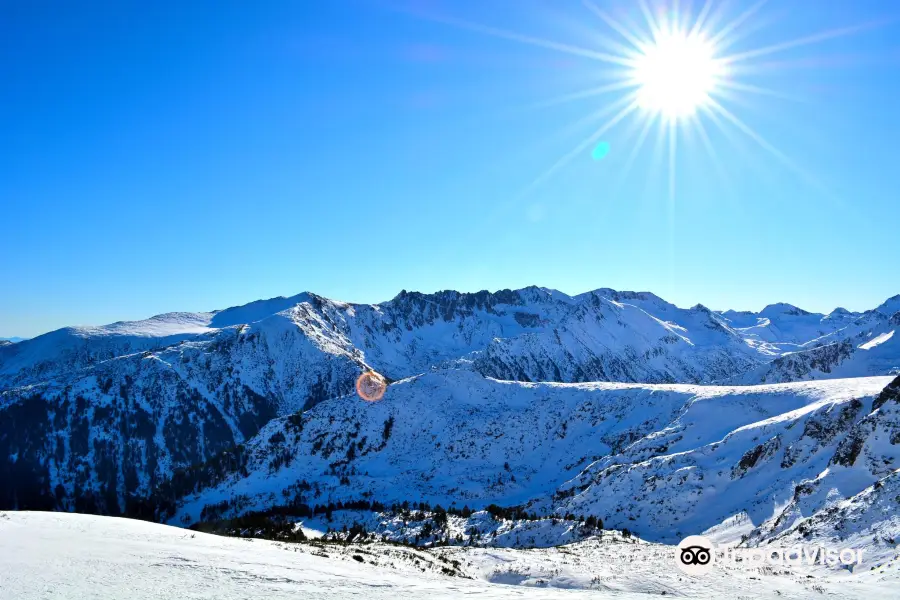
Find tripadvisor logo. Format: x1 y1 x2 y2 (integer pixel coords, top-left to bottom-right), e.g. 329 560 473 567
677 535 716 575
674 535 866 576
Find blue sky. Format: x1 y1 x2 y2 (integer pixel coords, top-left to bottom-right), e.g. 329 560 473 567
3 0 899 338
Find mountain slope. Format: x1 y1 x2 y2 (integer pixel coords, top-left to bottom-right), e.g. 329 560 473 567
552 375 898 542
719 303 847 348
165 368 701 525
0 292 316 389
156 369 895 547
476 292 763 384
735 312 900 383
745 375 900 543
755 469 900 576
0 306 370 512
0 312 216 388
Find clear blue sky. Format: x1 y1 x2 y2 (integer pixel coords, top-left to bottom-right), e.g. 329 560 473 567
3 0 900 338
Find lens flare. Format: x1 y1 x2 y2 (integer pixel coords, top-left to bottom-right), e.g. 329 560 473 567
592 141 610 160
356 370 387 402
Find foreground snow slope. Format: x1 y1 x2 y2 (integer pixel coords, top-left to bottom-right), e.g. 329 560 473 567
0 511 503 600
2 511 898 599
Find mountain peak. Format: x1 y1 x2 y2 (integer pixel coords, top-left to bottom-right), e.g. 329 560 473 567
577 288 670 310
759 302 812 317
823 306 854 320
875 294 900 317
209 292 314 328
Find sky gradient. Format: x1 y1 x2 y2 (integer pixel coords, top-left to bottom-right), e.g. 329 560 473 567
3 0 900 338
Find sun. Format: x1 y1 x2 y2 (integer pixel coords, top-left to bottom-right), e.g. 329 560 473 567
405 0 877 244
632 28 723 120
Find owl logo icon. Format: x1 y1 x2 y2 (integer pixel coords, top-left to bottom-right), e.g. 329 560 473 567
675 535 716 575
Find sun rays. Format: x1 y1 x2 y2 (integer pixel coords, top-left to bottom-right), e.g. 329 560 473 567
400 0 877 199
393 0 886 277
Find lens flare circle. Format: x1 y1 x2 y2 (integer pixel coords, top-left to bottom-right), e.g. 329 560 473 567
592 140 610 160
355 370 387 402
633 30 723 119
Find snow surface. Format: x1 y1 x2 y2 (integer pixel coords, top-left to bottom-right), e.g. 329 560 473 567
860 330 895 351
2 511 898 599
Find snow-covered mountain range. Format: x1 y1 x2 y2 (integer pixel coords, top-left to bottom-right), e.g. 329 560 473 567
1 286 898 557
